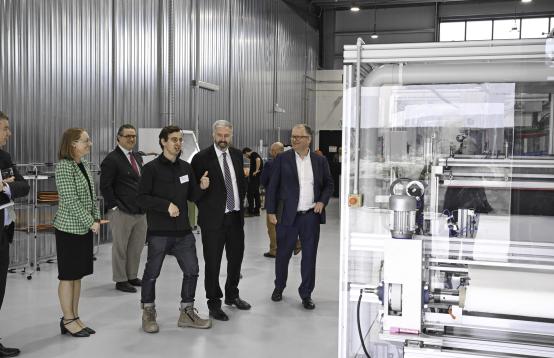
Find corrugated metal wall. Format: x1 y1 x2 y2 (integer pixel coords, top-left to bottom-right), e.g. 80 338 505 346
0 0 318 158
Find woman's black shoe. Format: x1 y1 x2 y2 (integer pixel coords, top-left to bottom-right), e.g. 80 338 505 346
74 317 96 334
59 318 90 337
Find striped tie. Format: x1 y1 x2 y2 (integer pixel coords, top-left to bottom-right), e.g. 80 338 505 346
222 152 235 211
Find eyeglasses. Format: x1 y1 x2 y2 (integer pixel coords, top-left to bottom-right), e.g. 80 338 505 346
119 135 137 139
291 135 309 141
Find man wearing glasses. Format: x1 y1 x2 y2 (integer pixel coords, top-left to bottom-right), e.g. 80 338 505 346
100 124 147 293
266 124 333 310
191 120 251 322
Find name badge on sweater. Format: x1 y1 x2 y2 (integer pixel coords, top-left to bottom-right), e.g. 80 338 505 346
179 175 189 184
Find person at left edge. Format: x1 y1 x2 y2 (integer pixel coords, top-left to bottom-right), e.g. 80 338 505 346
0 111 30 357
54 128 101 337
100 124 147 293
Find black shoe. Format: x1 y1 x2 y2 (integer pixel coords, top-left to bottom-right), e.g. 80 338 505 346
0 343 20 357
209 308 229 321
302 297 315 310
271 288 283 302
116 281 137 293
74 316 96 334
59 318 90 337
263 252 276 258
224 297 251 310
128 278 142 287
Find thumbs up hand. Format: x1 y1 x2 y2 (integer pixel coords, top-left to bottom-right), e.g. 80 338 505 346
200 171 210 190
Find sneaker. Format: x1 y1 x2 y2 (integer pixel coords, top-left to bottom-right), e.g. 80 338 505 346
142 306 159 333
178 306 212 329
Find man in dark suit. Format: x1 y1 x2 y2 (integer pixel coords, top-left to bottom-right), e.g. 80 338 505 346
242 147 263 216
191 120 251 321
266 124 333 310
100 124 147 293
0 111 30 357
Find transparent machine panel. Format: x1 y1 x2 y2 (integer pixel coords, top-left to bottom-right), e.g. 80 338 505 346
339 40 554 358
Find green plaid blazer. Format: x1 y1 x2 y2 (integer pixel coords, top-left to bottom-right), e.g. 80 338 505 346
53 158 101 235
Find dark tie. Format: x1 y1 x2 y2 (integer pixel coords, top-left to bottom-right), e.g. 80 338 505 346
129 152 140 176
222 152 235 211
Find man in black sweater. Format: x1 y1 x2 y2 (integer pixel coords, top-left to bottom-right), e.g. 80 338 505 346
0 111 30 357
137 126 211 333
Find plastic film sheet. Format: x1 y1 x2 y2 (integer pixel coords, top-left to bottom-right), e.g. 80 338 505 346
464 267 554 319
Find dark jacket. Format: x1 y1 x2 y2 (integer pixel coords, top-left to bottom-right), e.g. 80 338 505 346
260 158 273 188
265 149 333 226
137 154 203 236
100 146 144 214
191 145 246 230
0 150 30 243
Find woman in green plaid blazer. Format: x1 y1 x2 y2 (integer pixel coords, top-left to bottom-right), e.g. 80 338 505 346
54 128 100 338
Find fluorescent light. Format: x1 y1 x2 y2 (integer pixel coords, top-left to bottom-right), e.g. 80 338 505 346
350 6 360 12
521 0 532 3
371 32 379 39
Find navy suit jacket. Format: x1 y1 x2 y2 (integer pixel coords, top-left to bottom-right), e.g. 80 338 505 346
266 150 333 225
260 158 273 188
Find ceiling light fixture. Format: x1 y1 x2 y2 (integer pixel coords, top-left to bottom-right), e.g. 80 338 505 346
521 0 532 3
350 6 360 12
370 4 379 39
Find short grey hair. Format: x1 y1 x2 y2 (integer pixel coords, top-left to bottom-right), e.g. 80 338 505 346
212 120 233 133
293 123 312 136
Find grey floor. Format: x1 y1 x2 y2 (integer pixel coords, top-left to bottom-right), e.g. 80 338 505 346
1 199 340 358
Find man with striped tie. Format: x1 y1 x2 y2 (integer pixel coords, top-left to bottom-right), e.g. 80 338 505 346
191 120 250 322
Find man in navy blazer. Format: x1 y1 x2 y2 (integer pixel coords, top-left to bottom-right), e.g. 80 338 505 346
266 124 333 310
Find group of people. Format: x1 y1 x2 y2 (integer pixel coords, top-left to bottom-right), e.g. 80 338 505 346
0 114 333 355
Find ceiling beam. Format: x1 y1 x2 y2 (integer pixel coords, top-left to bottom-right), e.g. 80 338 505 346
310 0 503 10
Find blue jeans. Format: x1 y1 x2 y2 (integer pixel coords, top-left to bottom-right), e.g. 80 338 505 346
141 233 199 304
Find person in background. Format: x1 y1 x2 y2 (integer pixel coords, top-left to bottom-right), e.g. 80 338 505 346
54 128 101 337
260 142 301 258
266 124 333 310
191 120 251 322
137 126 211 333
242 147 263 217
0 111 30 356
100 124 147 294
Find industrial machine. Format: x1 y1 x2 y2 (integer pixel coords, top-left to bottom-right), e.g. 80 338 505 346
339 39 554 358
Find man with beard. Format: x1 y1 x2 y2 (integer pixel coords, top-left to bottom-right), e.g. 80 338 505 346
191 120 250 321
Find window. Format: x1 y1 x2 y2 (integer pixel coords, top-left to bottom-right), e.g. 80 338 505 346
466 20 492 41
440 22 465 42
439 17 554 42
521 18 549 38
493 19 520 40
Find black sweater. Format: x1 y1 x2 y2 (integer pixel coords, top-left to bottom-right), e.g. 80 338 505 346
137 154 203 236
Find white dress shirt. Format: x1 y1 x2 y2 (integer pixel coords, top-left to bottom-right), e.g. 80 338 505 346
295 150 315 211
118 144 140 175
214 144 240 212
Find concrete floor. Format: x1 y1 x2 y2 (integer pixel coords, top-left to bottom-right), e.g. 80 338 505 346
1 199 340 358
